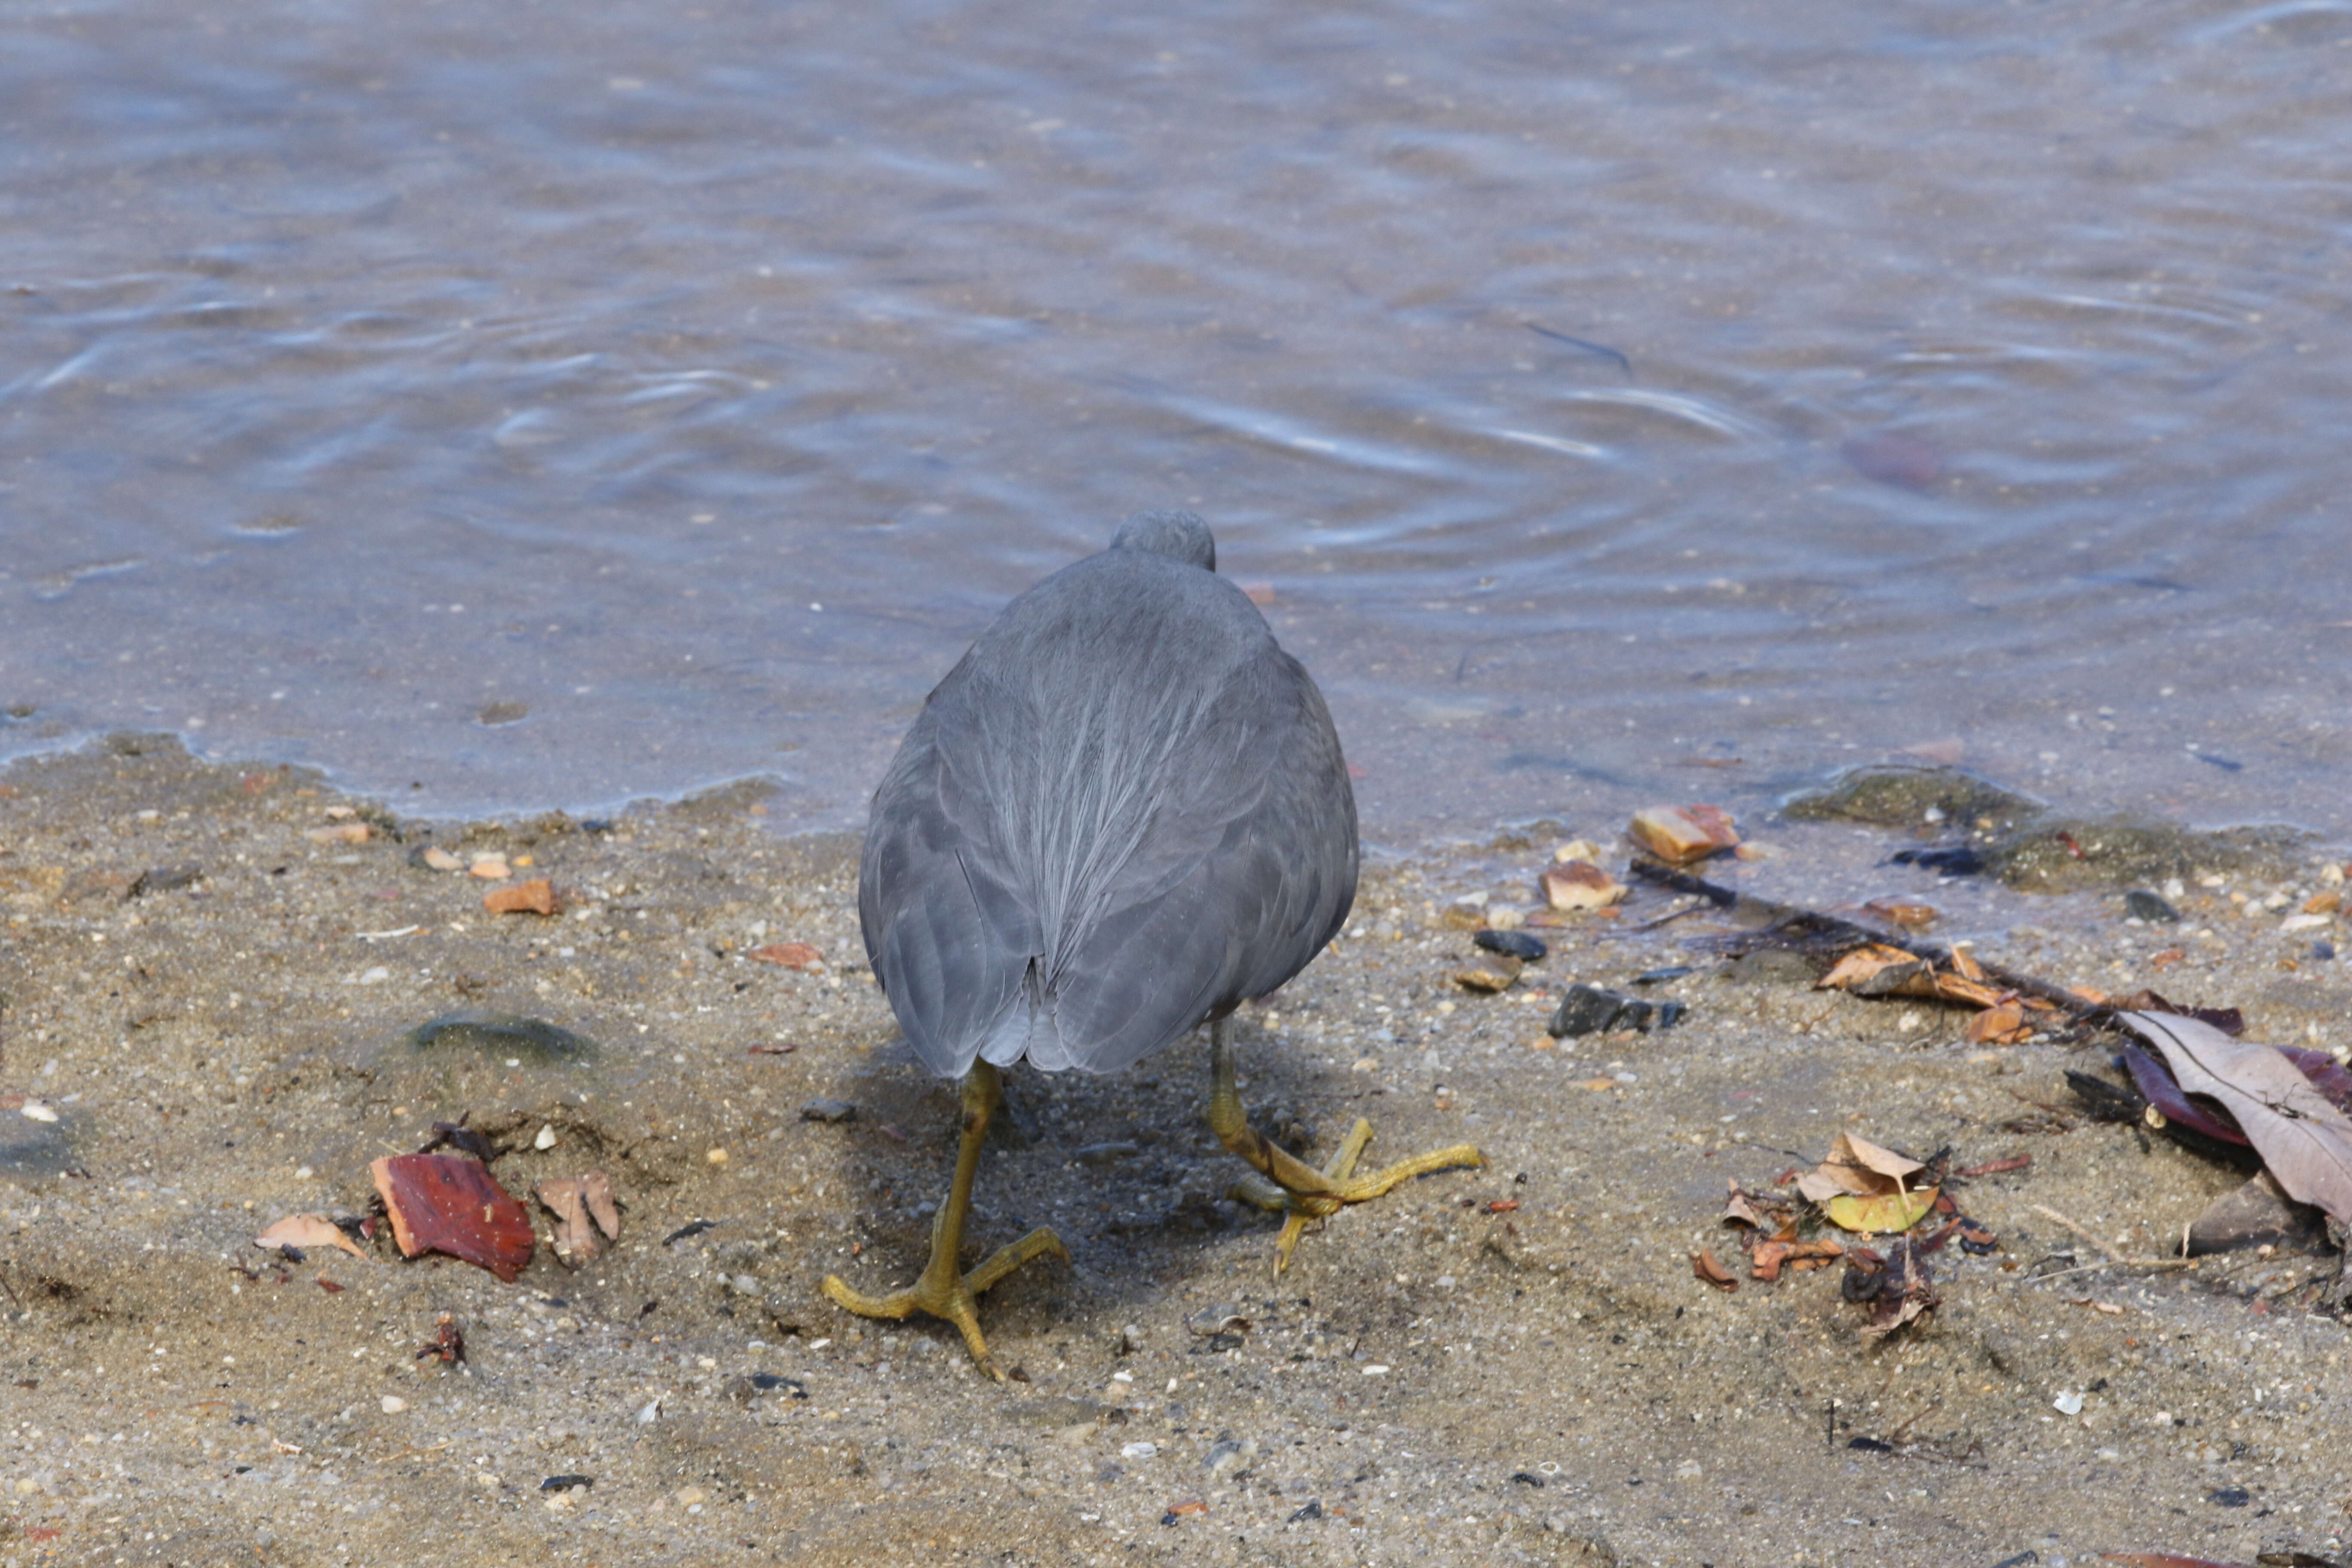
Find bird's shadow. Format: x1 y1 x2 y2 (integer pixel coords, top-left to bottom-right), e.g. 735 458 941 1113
822 1017 1365 1351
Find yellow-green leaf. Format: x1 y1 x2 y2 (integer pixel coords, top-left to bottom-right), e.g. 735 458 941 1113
1825 1185 1938 1235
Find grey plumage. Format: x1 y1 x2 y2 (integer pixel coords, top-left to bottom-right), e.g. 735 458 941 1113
860 511 1357 1079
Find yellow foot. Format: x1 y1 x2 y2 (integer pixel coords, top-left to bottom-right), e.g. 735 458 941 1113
822 1226 1067 1380
1230 1116 1484 1274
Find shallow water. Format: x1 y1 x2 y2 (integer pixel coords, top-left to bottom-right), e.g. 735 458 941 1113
5 0 2349 847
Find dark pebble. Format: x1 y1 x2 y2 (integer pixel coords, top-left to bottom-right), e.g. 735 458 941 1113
1509 1470 1547 1487
750 1372 808 1398
2207 1486 2251 1508
2123 889 2181 923
1473 928 1547 962
1887 845 1984 876
1631 965 1692 985
1847 1436 1896 1454
2313 940 2336 962
129 863 203 897
1548 984 1687 1038
539 1474 594 1492
1286 1500 1323 1522
799 1097 856 1123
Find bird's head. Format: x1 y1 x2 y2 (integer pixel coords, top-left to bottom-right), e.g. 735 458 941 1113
1109 509 1216 573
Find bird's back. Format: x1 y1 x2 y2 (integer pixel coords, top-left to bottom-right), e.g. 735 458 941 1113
860 525 1357 1078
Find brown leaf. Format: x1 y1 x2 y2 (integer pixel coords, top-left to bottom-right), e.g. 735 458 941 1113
748 941 825 971
1957 1154 2031 1177
371 1153 535 1282
1796 1133 1924 1204
483 877 559 916
1966 1002 2029 1045
2122 1010 2352 1224
254 1213 369 1261
1750 1240 1789 1283
579 1170 621 1239
1860 898 1939 931
1691 1249 1738 1291
1817 944 1932 995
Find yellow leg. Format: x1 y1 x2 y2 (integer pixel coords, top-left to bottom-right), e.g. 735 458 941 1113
821 1062 1067 1379
1210 1021 1483 1274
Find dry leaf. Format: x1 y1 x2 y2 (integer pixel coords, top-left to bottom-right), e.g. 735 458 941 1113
1721 1182 1770 1229
1817 944 1932 995
1965 1002 2029 1044
2121 1010 2352 1224
1845 1236 1938 1339
1797 1133 1923 1203
254 1213 368 1261
1860 898 1939 930
535 1171 621 1268
1691 1249 1738 1291
371 1153 535 1282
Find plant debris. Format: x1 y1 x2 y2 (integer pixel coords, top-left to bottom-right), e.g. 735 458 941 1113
535 1171 622 1268
370 1152 536 1283
254 1213 369 1262
1797 1133 1939 1235
1842 1235 1938 1338
2121 1011 2352 1225
416 1314 466 1365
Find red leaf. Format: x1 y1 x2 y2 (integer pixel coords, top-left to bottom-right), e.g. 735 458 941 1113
370 1153 535 1283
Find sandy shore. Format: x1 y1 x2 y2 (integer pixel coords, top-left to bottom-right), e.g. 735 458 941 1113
2 735 2349 1567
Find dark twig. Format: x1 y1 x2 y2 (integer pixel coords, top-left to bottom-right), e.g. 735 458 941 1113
1627 860 2105 1022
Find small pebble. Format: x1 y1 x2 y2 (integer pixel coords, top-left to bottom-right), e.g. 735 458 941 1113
380 1395 408 1414
1121 1441 1159 1460
2124 889 2180 923
799 1097 856 1124
1203 1438 1258 1476
421 847 465 872
2053 1390 2083 1416
1473 928 1547 962
635 1399 662 1424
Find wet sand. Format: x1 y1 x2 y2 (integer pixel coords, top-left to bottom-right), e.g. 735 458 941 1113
2 736 2349 1567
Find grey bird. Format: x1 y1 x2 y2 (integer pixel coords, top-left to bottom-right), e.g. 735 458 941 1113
823 511 1482 1378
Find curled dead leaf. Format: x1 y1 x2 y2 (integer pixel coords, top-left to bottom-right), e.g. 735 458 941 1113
1691 1249 1738 1292
254 1213 369 1261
